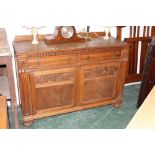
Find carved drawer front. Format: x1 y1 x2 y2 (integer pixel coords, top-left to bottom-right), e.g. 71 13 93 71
29 68 76 112
28 54 77 67
80 51 121 63
79 62 120 105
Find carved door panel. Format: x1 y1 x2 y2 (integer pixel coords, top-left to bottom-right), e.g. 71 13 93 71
79 62 120 105
29 67 77 113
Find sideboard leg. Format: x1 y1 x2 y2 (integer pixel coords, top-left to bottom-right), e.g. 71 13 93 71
114 103 122 108
23 120 33 127
113 100 122 108
11 103 19 128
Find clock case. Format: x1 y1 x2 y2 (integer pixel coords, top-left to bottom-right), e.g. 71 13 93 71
45 26 85 44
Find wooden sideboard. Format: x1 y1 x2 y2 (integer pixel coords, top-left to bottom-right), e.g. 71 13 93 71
13 37 129 126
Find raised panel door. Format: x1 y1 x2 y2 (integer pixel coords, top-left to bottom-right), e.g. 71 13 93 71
79 62 120 105
29 67 77 114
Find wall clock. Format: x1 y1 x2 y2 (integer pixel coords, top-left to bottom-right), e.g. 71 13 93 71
45 26 85 44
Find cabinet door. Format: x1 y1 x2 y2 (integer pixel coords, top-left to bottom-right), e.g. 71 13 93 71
79 62 120 105
29 67 77 113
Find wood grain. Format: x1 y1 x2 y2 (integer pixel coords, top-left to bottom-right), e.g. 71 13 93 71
0 28 10 54
127 86 155 128
0 29 19 128
124 35 151 83
0 96 8 129
13 36 129 126
143 26 146 37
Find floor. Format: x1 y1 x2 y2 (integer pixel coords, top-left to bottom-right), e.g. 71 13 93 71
8 84 140 129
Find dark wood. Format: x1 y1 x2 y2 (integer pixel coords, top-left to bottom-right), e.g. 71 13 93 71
130 26 132 38
143 26 146 37
0 28 19 128
151 26 155 36
98 26 154 84
125 74 142 83
13 34 129 126
137 37 155 108
45 26 85 44
137 26 140 37
123 26 153 83
147 26 150 37
140 40 148 73
0 96 9 129
133 26 136 38
116 26 125 40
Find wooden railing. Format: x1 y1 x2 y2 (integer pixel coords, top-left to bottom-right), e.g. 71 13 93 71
87 26 155 83
123 26 155 83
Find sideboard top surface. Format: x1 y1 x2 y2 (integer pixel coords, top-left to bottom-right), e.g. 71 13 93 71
13 37 128 54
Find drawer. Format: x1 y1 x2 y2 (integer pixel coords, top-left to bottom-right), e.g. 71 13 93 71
81 62 120 80
28 55 77 67
80 52 121 63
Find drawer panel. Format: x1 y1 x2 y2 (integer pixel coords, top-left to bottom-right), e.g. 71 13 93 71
35 72 74 88
84 65 119 79
80 52 121 63
28 55 77 67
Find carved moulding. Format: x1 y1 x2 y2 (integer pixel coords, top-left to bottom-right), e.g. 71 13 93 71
84 66 119 78
27 47 123 59
17 60 29 73
35 72 74 85
121 47 129 60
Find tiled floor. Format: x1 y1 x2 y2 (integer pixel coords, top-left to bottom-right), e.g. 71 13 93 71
8 84 140 129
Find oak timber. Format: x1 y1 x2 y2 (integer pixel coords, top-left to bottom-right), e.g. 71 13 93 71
13 36 129 126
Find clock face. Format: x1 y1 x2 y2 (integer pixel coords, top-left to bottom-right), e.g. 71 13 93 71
61 26 74 39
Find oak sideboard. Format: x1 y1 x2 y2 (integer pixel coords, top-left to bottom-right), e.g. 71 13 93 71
13 36 129 126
